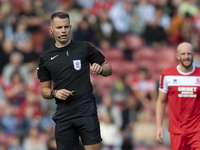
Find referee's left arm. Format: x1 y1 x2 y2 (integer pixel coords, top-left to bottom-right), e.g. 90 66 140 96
90 61 112 77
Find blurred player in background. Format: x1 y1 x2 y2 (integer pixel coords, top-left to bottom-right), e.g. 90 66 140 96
156 42 200 150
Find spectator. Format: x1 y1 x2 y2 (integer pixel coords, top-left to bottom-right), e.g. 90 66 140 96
108 0 134 33
142 6 167 48
134 0 155 25
95 11 121 48
132 110 156 147
18 0 45 32
100 113 123 149
76 0 95 9
92 82 103 104
0 39 12 75
178 13 197 46
3 70 26 106
98 94 123 128
39 107 55 133
156 0 175 18
122 96 140 130
18 38 39 65
91 0 114 16
0 26 4 44
23 126 48 150
178 0 198 17
19 90 42 120
13 20 32 52
130 67 157 111
0 102 19 135
8 135 23 150
110 74 130 103
73 18 97 45
2 51 29 86
32 0 46 17
27 63 41 98
19 104 40 137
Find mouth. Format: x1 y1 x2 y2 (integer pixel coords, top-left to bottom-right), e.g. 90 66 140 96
183 60 192 66
184 59 190 63
60 35 67 38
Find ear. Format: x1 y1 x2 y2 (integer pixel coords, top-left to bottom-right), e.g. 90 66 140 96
49 27 52 35
176 53 180 60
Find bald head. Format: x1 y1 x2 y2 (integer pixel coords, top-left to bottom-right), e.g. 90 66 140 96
176 42 195 71
177 42 193 54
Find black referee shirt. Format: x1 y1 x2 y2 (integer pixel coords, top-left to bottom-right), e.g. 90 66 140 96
37 41 105 104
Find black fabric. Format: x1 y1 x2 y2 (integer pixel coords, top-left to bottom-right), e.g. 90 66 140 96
37 40 105 104
54 97 102 149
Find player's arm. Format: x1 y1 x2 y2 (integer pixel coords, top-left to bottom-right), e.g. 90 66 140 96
156 90 167 144
90 61 113 77
40 80 73 100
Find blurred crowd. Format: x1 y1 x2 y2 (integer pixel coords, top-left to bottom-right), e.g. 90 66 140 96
0 0 200 150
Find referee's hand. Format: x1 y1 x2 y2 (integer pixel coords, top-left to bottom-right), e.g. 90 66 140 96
55 89 73 100
90 63 103 75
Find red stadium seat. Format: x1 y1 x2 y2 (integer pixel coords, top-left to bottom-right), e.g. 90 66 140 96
156 46 178 65
90 73 118 94
123 34 144 50
137 59 156 77
108 59 138 76
108 60 123 75
103 47 125 61
120 60 138 74
133 47 156 62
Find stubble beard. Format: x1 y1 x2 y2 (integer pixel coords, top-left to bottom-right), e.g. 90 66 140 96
180 57 193 69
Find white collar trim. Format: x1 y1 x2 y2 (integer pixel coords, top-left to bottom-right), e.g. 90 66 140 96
177 65 195 75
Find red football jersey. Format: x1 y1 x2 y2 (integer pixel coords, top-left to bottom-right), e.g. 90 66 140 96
159 65 200 133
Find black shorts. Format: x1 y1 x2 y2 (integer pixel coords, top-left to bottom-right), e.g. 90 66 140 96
52 96 102 150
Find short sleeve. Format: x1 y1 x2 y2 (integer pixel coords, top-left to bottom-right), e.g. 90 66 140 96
87 43 105 65
37 56 52 82
159 71 168 93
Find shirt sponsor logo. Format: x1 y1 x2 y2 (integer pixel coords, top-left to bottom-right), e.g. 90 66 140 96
178 87 197 97
73 60 81 70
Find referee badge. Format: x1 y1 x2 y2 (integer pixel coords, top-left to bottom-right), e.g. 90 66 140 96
73 60 81 70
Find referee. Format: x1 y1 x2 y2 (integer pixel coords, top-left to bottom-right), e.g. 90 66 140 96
37 12 112 150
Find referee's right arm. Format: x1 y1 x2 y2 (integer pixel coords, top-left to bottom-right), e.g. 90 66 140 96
40 80 73 100
40 80 54 99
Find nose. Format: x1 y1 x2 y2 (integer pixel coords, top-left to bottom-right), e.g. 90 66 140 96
61 27 66 32
185 54 189 58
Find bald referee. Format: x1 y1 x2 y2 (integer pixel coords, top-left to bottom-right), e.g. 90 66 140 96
37 12 112 150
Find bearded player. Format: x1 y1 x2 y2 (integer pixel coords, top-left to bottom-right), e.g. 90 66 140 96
156 42 200 150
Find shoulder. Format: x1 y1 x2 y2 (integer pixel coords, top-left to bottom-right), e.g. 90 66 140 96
40 47 54 57
194 66 200 74
72 40 88 46
195 66 200 71
162 66 177 76
70 41 91 50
